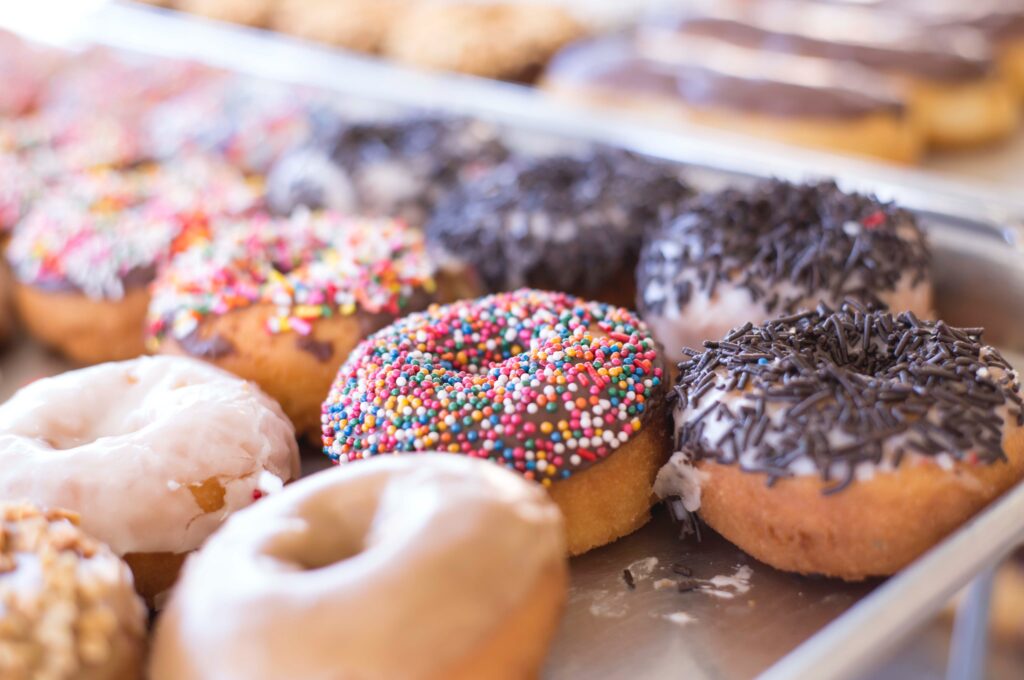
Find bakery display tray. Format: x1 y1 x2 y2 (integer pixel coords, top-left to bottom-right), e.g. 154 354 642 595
6 2 1024 679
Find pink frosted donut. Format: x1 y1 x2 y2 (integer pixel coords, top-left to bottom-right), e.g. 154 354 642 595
0 355 300 602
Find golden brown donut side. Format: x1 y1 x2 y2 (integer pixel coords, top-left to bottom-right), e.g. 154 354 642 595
549 399 672 556
695 424 1024 580
13 284 148 365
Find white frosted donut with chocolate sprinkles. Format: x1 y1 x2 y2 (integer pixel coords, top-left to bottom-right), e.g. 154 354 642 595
657 302 1024 579
637 180 933 359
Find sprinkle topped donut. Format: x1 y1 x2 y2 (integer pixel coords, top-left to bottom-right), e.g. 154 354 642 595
426 149 692 305
675 302 1023 487
149 209 442 435
324 289 661 480
660 301 1024 578
637 179 933 355
322 289 673 554
7 157 259 299
147 209 438 346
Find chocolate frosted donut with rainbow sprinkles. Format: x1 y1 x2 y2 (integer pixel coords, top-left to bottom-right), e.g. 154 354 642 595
657 301 1024 580
147 209 459 435
637 179 933 358
321 288 672 554
6 156 259 364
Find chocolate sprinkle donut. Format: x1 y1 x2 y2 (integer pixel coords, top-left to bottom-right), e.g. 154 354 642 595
267 115 508 224
673 301 1024 494
425 148 693 299
637 179 930 318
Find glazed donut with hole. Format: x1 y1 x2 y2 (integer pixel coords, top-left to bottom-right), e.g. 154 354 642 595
657 302 1024 580
0 503 147 680
0 355 300 603
321 289 671 555
151 454 567 680
637 179 933 358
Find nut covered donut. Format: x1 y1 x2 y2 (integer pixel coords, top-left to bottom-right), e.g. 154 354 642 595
637 179 933 357
0 356 300 603
151 455 567 680
148 209 453 436
322 289 672 554
7 157 259 364
658 302 1024 579
0 504 146 680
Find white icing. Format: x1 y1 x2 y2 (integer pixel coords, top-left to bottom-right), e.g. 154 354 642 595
654 450 707 511
150 454 565 680
645 266 932 359
0 356 300 555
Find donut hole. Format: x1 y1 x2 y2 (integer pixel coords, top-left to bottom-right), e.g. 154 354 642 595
262 503 370 571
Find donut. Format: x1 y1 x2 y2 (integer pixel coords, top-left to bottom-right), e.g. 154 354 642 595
645 2 1018 149
384 3 585 82
322 289 672 555
272 0 409 54
40 48 211 118
147 209 452 436
144 76 323 173
7 157 260 364
0 356 300 602
150 454 567 680
636 180 933 358
0 503 146 680
0 31 65 117
658 302 1024 579
425 149 693 308
267 115 508 227
175 0 278 26
543 33 924 164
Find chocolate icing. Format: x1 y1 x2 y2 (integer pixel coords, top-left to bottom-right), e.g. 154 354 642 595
176 328 236 360
546 34 906 119
425 148 692 297
295 336 334 363
26 264 157 296
672 14 991 82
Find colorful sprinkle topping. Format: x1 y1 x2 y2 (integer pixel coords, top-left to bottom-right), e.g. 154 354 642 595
146 209 437 346
322 289 666 485
6 156 259 299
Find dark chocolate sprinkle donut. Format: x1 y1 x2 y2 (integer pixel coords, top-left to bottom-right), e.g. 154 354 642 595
637 179 930 318
425 148 692 300
673 301 1023 494
267 115 508 225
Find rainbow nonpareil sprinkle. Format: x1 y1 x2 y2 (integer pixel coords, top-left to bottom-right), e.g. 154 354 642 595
321 289 665 485
146 209 437 347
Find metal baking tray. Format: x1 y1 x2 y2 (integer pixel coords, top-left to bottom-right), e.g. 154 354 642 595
5 2 1024 679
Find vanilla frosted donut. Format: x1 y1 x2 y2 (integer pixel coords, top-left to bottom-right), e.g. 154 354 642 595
151 454 567 680
0 503 146 680
658 303 1024 579
637 180 932 358
0 356 300 601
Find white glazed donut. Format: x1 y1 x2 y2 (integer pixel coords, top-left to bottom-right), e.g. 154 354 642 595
151 454 568 680
0 355 300 602
636 180 933 358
